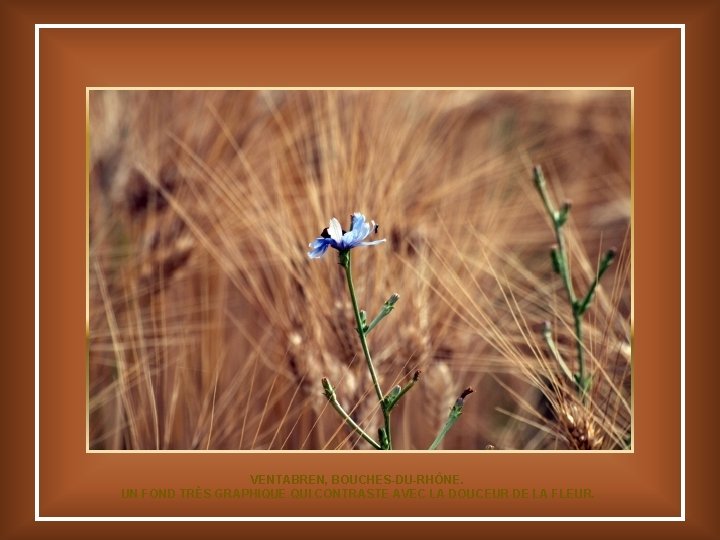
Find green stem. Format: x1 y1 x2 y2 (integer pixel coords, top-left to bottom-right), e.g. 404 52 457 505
429 418 458 451
577 249 616 315
386 370 421 412
322 378 381 450
542 321 574 383
534 166 587 400
574 315 586 396
429 388 474 450
534 167 577 306
341 251 391 449
365 293 400 335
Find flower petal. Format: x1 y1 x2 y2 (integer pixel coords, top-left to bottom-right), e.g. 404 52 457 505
307 242 331 258
360 239 386 247
327 217 343 242
350 213 366 232
345 215 373 248
309 237 329 249
360 221 372 240
341 228 361 249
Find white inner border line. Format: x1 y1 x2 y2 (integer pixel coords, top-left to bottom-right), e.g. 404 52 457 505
34 23 686 522
679 22 686 523
34 19 41 526
38 23 684 29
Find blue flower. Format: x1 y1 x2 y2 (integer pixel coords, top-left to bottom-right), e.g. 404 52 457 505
307 213 386 259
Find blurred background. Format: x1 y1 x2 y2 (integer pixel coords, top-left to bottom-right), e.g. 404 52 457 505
88 89 631 450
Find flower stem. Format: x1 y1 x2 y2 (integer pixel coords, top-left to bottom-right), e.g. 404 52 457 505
322 378 382 450
340 250 391 449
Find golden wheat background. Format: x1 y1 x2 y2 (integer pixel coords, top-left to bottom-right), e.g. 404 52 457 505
88 89 631 450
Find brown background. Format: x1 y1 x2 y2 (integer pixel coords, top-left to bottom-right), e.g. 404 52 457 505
51 28 676 515
2 0 716 538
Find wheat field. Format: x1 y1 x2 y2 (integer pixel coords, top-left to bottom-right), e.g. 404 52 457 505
88 89 631 450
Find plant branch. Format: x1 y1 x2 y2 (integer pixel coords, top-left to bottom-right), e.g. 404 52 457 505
429 388 474 450
386 370 421 412
365 293 400 335
321 378 382 450
542 321 574 383
533 166 616 403
577 249 616 315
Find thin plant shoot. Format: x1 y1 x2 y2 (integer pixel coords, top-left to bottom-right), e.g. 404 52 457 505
533 166 616 402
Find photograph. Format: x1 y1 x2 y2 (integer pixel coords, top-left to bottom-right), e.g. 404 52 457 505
87 88 632 452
